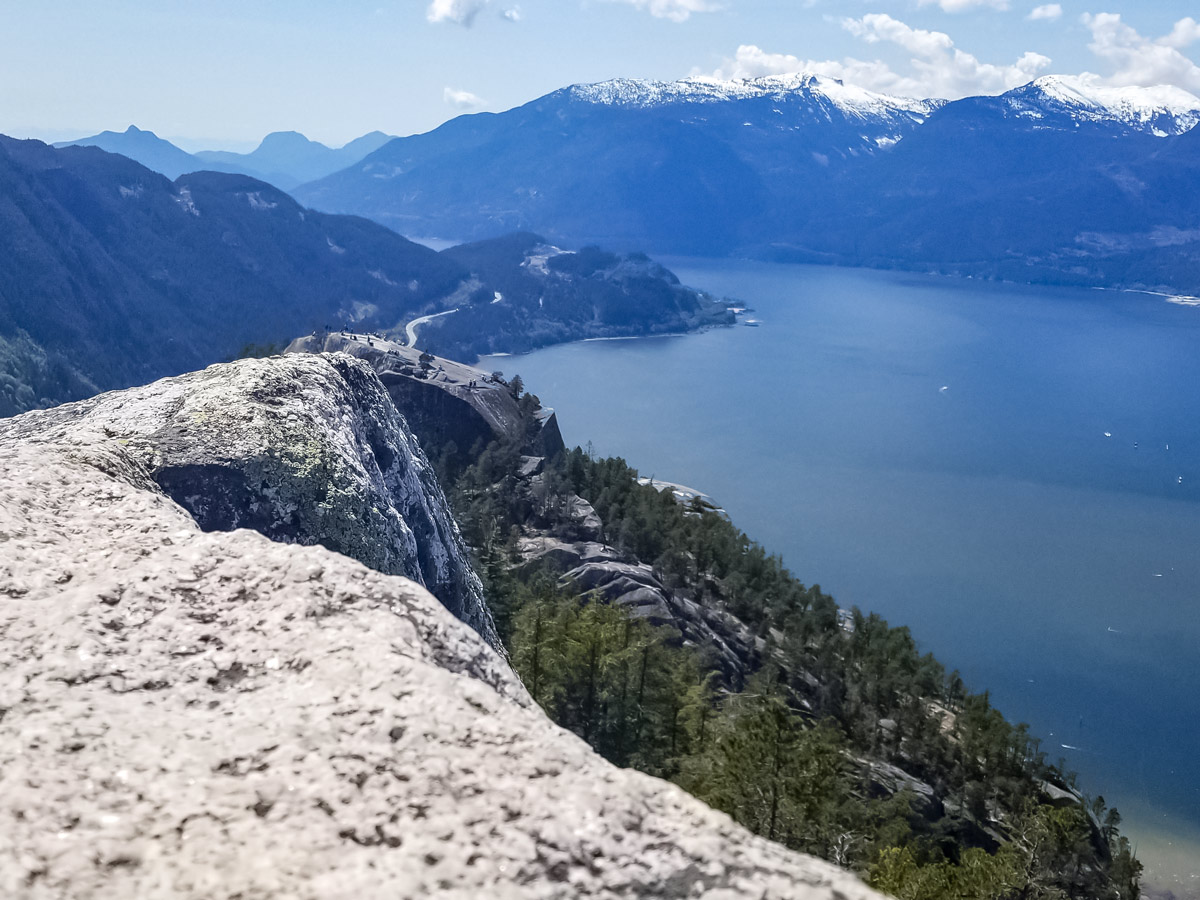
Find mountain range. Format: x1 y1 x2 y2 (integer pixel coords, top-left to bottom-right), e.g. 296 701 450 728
295 73 1200 294
0 135 458 416
52 72 1200 299
15 70 1200 416
0 137 717 416
772 79 1200 292
56 126 394 189
193 130 394 189
296 73 945 253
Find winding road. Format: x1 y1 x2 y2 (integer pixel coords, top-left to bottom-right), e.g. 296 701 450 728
404 308 459 348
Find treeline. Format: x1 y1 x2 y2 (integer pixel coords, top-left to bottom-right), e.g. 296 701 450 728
425 388 1142 900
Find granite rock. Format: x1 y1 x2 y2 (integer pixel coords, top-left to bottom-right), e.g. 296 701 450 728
0 422 886 899
0 353 496 646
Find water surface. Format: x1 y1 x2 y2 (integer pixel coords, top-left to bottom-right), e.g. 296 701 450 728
483 259 1200 888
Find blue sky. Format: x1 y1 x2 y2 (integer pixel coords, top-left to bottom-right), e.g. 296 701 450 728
2 0 1197 149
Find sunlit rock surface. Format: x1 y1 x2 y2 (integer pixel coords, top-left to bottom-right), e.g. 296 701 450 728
0 353 496 646
0 398 885 898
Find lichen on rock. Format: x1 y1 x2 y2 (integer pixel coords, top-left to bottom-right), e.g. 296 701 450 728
0 352 497 646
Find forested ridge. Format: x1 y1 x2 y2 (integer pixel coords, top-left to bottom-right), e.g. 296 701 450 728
421 378 1142 900
0 138 725 418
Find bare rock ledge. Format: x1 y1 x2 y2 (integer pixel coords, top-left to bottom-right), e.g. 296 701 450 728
0 358 884 899
0 354 497 648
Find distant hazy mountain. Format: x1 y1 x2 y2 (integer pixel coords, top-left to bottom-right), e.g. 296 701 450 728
56 127 395 191
294 74 944 253
54 125 232 180
295 73 1200 294
195 130 395 190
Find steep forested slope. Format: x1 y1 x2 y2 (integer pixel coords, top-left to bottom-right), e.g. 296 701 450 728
0 136 464 415
409 378 1143 900
0 138 722 417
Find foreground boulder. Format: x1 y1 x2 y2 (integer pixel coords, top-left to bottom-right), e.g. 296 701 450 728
0 353 497 647
0 413 884 897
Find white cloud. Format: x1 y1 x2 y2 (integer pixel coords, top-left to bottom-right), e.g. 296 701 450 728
841 14 954 57
713 45 924 96
1160 17 1200 51
605 0 721 23
1027 4 1062 21
712 16 1050 100
427 0 518 25
712 45 808 80
427 0 485 25
917 0 1009 12
444 87 486 109
1082 13 1200 92
833 14 1050 97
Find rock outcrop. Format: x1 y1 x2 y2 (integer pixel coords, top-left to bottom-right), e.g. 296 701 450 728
562 560 675 622
518 529 768 688
0 381 886 898
0 353 497 646
288 333 566 458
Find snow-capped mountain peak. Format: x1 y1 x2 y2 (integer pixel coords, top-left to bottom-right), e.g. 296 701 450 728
567 74 944 120
1008 75 1200 136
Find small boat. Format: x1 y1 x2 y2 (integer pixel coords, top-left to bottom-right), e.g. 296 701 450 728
742 318 761 327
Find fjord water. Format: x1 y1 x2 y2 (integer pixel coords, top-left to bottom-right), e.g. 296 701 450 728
483 259 1200 885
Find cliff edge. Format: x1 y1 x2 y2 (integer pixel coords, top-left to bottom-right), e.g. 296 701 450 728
0 353 497 646
286 332 565 458
0 364 884 899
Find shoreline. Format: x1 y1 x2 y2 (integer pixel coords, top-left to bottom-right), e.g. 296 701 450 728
474 318 738 366
496 255 1200 894
668 251 1200 311
1120 800 1200 898
1119 287 1200 307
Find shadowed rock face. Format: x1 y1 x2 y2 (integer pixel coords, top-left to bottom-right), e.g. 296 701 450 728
0 406 886 898
0 353 497 647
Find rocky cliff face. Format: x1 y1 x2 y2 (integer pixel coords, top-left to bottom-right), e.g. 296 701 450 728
514 470 770 688
0 353 497 646
0 374 885 899
288 332 566 457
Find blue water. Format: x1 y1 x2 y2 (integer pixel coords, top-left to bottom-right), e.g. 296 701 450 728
482 260 1200 884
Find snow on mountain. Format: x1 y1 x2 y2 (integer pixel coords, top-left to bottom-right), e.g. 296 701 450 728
569 72 1200 137
1006 75 1200 136
568 74 944 121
